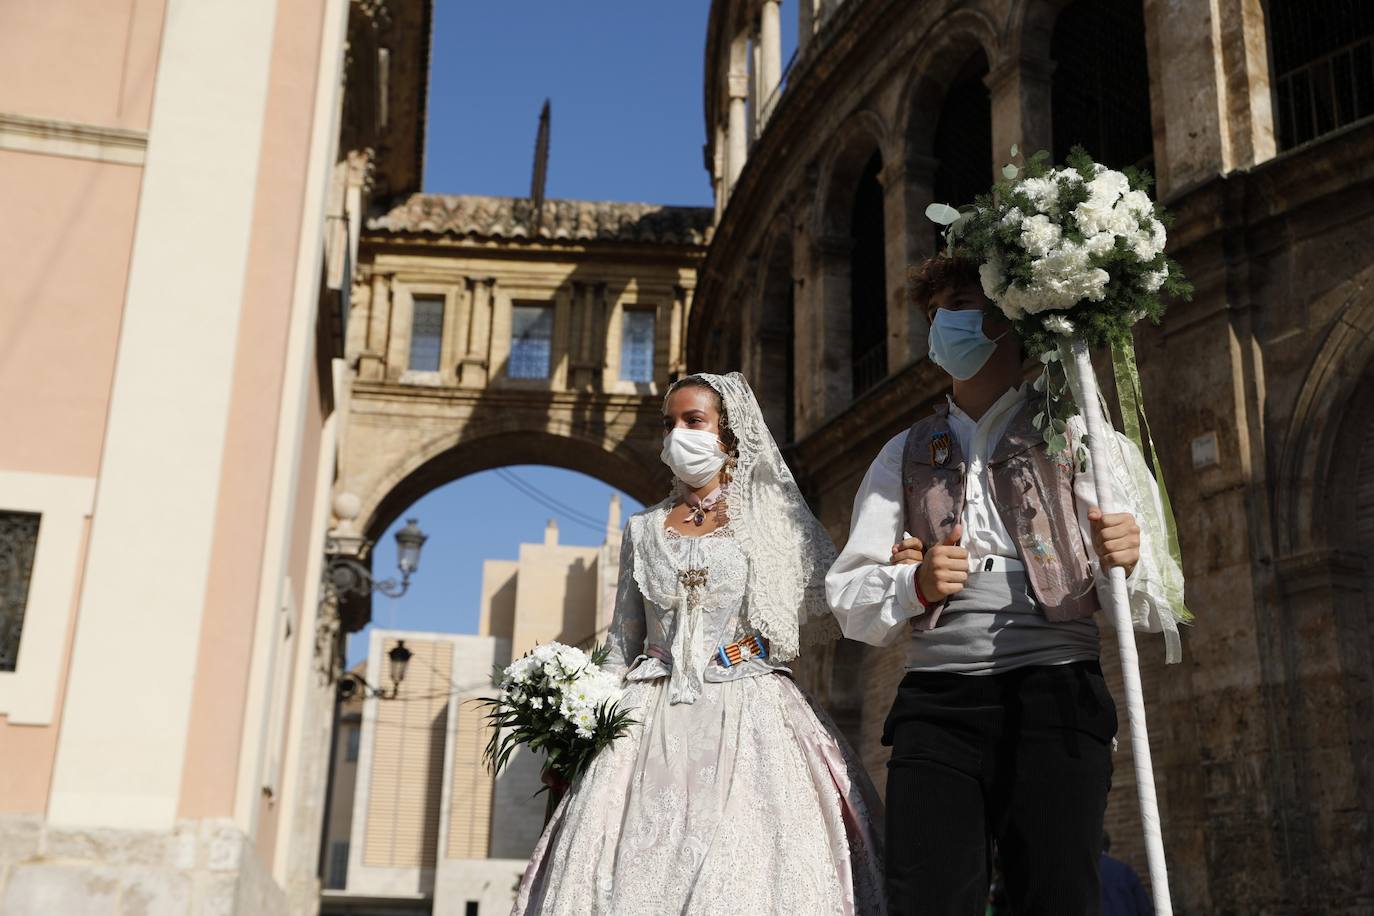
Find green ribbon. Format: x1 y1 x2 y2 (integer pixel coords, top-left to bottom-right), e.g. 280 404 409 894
1112 339 1194 624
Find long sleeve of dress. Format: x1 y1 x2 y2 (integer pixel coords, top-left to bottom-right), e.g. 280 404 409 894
601 522 647 680
825 432 926 648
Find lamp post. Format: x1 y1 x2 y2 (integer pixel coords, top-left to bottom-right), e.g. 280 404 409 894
337 639 413 701
322 517 428 604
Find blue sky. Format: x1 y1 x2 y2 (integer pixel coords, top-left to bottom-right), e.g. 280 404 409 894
351 2 772 665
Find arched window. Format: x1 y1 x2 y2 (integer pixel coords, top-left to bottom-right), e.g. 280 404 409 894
1267 0 1374 149
1051 0 1153 171
850 151 888 397
931 51 992 249
757 243 796 442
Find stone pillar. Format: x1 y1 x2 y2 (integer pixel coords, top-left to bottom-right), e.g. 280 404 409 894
727 73 749 189
798 0 816 55
798 233 854 432
356 270 390 380
1142 0 1275 197
879 154 938 369
460 277 493 388
760 0 782 122
985 55 1054 176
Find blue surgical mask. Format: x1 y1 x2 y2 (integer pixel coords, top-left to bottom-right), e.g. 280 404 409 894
927 308 1005 380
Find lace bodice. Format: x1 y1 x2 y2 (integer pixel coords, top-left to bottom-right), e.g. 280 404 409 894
604 502 788 704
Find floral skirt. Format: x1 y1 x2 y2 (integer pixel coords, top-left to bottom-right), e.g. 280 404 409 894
511 672 886 916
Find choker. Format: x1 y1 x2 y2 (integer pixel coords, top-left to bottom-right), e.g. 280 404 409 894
683 485 728 527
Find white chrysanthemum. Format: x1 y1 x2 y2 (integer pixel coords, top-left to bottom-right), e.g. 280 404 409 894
1019 177 1059 214
979 256 1006 300
1086 168 1130 206
1122 189 1154 217
1019 214 1063 257
996 283 1032 320
1042 314 1076 336
1000 207 1025 228
1143 267 1168 293
1084 231 1116 256
1021 242 1110 313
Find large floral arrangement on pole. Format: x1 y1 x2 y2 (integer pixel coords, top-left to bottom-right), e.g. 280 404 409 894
480 642 633 817
936 146 1192 359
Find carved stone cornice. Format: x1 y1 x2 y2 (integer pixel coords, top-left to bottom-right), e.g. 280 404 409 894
1273 549 1367 598
367 194 714 247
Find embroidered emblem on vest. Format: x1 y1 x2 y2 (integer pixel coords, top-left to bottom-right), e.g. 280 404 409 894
1021 533 1059 567
930 431 952 467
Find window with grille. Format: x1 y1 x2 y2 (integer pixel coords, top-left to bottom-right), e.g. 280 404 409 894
619 310 656 382
1268 0 1374 149
931 52 993 251
326 841 349 890
345 724 360 763
851 150 888 398
0 511 40 672
509 304 554 379
1051 0 1154 171
409 295 444 372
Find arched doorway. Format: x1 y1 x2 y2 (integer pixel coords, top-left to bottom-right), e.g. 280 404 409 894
931 49 992 247
1050 0 1154 170
849 150 888 399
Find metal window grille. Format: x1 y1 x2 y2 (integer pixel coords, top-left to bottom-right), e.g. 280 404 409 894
409 296 444 372
345 724 360 763
1050 0 1154 171
619 310 656 382
1269 0 1374 149
509 305 554 379
932 54 993 250
0 511 40 672
326 841 349 890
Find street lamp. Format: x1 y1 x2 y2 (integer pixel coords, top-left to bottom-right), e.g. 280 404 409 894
321 517 428 603
337 639 414 701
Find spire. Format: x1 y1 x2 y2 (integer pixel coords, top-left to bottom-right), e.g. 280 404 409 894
605 492 622 539
544 517 558 546
529 99 551 235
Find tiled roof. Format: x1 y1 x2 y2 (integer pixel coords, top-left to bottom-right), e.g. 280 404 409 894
367 194 714 246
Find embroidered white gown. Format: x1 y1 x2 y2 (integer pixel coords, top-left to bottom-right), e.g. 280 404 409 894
511 501 886 916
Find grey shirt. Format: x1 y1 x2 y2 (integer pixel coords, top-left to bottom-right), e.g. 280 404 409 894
905 568 1100 674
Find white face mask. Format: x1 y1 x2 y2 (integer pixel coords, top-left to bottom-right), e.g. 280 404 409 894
660 428 727 488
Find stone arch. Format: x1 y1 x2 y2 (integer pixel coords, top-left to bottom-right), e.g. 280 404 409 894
356 421 665 545
897 9 998 252
897 7 1001 162
813 109 891 240
1273 263 1374 560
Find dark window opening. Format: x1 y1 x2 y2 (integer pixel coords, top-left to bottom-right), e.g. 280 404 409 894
408 295 444 373
1051 0 1155 171
850 150 888 398
0 511 40 672
931 51 993 251
1268 0 1374 149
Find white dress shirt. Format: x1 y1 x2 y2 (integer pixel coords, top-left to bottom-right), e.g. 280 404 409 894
826 386 1172 649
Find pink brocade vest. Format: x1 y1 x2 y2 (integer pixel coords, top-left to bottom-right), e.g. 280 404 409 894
900 398 1100 624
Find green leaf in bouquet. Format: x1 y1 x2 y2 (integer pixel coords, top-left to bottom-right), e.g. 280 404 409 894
1047 434 1068 454
1033 373 1047 392
1032 411 1045 430
1002 163 1019 180
925 203 961 225
1010 143 1019 158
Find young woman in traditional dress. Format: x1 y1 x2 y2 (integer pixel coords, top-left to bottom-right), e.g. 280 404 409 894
512 372 885 916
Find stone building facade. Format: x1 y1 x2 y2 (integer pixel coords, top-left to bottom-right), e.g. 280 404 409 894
692 0 1374 911
329 193 711 578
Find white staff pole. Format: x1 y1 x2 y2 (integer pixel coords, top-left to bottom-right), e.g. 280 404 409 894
1062 337 1173 916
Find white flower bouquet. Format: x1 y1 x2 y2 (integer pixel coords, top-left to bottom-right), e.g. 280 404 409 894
480 642 633 816
933 145 1191 358
929 146 1193 464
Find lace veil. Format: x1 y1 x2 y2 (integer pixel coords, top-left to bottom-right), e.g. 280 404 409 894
693 372 840 660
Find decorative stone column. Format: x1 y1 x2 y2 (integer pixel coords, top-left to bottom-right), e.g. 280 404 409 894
460 277 494 388
357 270 391 380
727 72 749 189
985 55 1055 176
798 232 855 432
797 0 817 56
1142 0 1275 197
760 0 782 121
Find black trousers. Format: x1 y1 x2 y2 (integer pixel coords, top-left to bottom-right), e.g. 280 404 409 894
883 660 1117 916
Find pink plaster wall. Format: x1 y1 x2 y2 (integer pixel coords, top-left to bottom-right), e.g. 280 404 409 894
0 0 167 130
